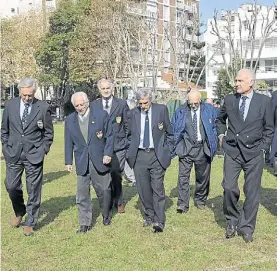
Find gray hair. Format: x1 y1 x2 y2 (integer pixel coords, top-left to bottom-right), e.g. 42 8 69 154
18 78 38 92
135 88 153 101
127 99 136 109
97 78 115 90
71 92 89 106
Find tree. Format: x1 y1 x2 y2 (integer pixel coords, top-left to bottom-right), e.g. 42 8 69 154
210 1 277 85
1 11 44 92
214 68 234 100
35 0 87 116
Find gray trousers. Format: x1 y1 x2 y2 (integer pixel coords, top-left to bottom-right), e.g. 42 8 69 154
111 149 126 206
134 149 166 226
124 161 136 183
178 144 211 208
77 159 112 226
222 152 264 235
5 150 43 227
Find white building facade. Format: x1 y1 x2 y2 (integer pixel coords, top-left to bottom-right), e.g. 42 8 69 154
205 4 277 98
0 0 56 18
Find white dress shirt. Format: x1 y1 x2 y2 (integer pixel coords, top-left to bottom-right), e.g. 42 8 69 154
139 107 154 148
191 107 202 141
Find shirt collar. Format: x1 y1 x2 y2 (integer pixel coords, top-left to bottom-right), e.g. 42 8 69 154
241 90 254 99
78 107 90 120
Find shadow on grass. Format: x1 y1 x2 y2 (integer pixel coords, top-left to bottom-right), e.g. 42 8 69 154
123 184 137 207
37 195 102 230
207 195 248 229
37 195 76 230
43 170 69 185
134 195 173 219
260 187 277 217
264 164 277 177
169 185 195 203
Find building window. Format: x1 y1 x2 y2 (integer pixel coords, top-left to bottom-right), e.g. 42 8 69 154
163 5 170 21
265 38 277 49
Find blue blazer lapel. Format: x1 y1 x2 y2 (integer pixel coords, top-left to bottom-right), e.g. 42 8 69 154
110 97 119 116
87 107 95 144
134 108 141 135
73 112 87 145
151 103 157 131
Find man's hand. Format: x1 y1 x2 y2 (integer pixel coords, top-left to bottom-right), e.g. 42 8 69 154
218 134 225 148
103 156 112 165
66 165 73 172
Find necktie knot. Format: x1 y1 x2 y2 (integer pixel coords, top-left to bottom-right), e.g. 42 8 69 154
241 96 247 101
24 103 30 108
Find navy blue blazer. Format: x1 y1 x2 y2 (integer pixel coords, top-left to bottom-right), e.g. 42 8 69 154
127 103 174 169
1 97 54 164
216 92 274 161
64 105 113 176
92 97 129 152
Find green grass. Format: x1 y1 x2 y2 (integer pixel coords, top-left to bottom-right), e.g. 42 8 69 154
1 125 277 271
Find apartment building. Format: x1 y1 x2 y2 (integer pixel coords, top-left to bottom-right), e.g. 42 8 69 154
0 0 56 18
126 0 200 88
205 4 277 98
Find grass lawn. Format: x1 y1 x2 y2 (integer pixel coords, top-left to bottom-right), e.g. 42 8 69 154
1 125 277 271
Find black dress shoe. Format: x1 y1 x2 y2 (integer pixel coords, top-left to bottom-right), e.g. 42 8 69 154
238 231 253 243
153 222 164 233
103 217 112 226
76 225 89 234
143 219 153 227
176 206 188 214
225 225 237 239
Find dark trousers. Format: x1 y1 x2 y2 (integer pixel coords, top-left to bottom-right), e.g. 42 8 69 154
111 149 126 206
177 144 211 209
133 149 166 226
77 159 112 226
4 151 43 227
222 152 264 235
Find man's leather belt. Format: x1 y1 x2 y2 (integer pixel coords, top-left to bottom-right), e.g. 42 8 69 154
139 148 154 153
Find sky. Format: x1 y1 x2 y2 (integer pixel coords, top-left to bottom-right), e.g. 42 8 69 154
200 0 276 26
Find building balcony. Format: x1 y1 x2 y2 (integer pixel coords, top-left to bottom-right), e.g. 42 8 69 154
256 66 277 80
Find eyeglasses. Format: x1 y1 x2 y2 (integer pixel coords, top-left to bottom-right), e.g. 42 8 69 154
188 102 200 106
101 87 111 90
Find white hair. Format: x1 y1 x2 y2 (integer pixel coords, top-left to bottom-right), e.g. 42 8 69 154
97 78 114 90
71 92 89 106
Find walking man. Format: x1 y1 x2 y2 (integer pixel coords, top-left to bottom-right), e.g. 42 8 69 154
65 92 113 232
171 90 218 213
127 88 173 233
93 78 129 213
216 69 274 242
1 78 54 236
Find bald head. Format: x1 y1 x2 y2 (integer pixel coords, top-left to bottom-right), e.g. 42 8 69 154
187 90 201 110
235 69 255 95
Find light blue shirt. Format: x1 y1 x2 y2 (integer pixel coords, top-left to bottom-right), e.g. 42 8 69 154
20 99 32 120
239 90 254 121
139 106 154 149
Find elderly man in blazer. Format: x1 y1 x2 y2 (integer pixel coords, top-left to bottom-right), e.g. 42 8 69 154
65 92 113 233
216 69 274 243
127 88 174 233
92 78 129 213
171 90 218 213
1 78 54 236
